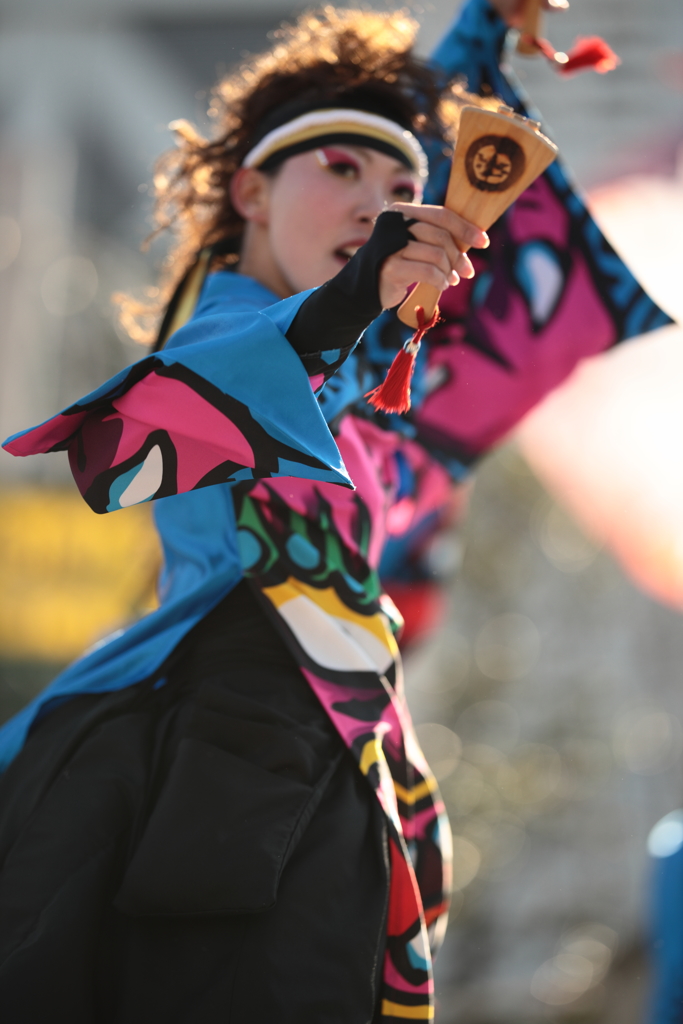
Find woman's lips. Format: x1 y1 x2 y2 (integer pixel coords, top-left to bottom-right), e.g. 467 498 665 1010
333 239 371 263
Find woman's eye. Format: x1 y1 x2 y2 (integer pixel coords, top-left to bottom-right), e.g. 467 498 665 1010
328 161 359 180
315 149 361 180
393 184 416 202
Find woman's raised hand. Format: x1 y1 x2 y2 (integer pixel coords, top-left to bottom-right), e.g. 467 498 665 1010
378 202 489 312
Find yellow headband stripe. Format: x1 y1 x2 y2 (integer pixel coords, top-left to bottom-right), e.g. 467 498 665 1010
242 108 428 179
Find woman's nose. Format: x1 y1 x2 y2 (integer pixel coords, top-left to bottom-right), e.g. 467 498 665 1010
353 182 388 222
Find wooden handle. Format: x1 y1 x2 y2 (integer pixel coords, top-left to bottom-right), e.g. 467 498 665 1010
398 282 442 326
398 105 558 328
516 0 544 55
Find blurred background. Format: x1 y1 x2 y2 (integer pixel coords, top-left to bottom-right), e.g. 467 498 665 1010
0 0 682 1019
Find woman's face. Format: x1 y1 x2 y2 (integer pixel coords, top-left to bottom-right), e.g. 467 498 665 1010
237 145 422 296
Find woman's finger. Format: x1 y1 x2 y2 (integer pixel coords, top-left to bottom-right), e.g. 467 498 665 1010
400 241 452 281
456 252 475 279
389 203 489 250
396 258 460 290
380 256 452 302
407 222 476 279
407 222 462 272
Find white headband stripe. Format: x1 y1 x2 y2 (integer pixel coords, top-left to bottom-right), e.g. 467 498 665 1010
242 108 428 180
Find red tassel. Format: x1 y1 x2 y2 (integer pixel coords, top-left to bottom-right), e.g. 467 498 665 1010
520 33 619 75
559 36 620 75
365 307 439 414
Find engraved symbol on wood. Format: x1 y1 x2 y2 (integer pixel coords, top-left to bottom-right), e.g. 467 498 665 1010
465 135 526 193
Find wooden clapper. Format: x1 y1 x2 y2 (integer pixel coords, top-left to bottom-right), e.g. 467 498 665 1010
397 104 558 329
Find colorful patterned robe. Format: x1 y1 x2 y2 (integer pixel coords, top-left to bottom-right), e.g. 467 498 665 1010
0 1 671 1020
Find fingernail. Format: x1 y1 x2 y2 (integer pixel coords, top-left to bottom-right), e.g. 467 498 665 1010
449 270 460 286
480 232 490 248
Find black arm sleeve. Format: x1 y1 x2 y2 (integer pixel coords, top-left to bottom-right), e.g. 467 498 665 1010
286 210 415 356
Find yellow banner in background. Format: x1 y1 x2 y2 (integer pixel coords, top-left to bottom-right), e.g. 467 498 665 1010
0 488 161 662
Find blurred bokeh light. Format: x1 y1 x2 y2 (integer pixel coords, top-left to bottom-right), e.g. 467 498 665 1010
0 491 159 662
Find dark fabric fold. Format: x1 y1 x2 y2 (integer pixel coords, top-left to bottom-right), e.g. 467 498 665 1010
0 581 389 1023
115 737 342 916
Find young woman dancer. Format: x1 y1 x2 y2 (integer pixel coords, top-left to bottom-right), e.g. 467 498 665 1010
0 2 669 1022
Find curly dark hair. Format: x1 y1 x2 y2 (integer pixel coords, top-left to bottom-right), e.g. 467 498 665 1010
117 7 490 343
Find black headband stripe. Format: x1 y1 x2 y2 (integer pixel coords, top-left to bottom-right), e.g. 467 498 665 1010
248 92 414 152
257 132 415 173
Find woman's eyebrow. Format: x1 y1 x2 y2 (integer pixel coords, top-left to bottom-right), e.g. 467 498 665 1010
344 145 372 164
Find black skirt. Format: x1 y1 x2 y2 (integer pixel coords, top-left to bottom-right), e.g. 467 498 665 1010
0 582 389 1024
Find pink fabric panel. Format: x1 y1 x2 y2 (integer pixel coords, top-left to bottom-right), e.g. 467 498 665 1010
4 411 88 456
170 430 252 492
417 258 615 456
385 438 451 540
336 416 400 567
249 474 365 559
301 668 404 761
110 372 255 492
508 176 570 248
434 268 477 324
251 476 368 562
382 952 433 994
249 477 318 518
308 373 325 391
377 692 405 753
251 414 403 567
300 670 377 748
403 803 447 844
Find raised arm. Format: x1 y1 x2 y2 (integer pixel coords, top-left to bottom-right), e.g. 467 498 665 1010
410 0 672 477
431 0 517 106
2 206 475 512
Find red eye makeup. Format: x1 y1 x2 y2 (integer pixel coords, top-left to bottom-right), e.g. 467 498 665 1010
392 181 416 201
314 147 420 203
315 147 361 175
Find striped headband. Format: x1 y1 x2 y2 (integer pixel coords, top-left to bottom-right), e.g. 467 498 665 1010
242 108 429 180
